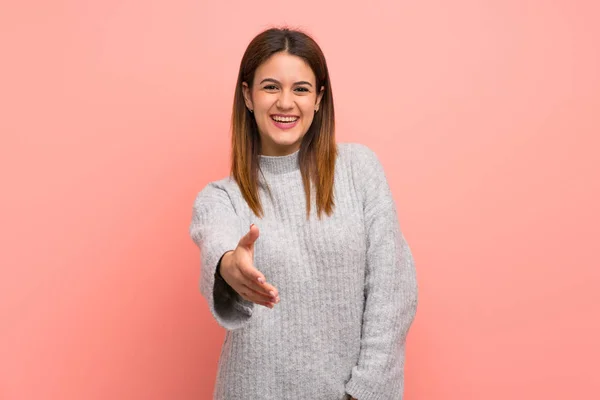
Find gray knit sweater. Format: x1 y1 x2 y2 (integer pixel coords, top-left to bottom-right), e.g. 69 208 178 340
189 142 418 400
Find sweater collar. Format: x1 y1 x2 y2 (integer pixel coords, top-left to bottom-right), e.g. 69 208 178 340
259 149 300 175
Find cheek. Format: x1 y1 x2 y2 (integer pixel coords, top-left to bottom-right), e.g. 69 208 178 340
305 105 318 120
252 92 271 110
300 99 316 118
302 113 314 126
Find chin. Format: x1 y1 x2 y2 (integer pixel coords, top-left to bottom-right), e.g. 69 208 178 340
269 131 303 145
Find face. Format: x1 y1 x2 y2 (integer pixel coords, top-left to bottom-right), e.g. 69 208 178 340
242 52 324 156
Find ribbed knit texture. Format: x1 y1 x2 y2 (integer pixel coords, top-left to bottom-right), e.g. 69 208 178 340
189 142 418 400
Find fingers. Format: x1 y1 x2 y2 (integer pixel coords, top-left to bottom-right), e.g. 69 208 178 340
234 269 280 306
238 224 260 249
237 284 279 308
240 284 280 306
243 283 279 303
252 274 279 298
239 265 278 298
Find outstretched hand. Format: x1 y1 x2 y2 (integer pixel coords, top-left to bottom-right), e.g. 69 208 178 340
219 224 280 308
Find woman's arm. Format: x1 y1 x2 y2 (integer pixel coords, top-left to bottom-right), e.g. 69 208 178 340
189 181 255 330
344 144 419 400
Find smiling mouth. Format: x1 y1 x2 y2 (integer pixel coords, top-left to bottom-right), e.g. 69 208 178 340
271 115 299 123
270 115 300 130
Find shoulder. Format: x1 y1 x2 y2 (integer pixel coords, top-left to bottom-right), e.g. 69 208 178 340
336 142 385 175
336 142 392 204
194 175 242 206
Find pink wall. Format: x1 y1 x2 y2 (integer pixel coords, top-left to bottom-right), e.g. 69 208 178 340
1 1 599 399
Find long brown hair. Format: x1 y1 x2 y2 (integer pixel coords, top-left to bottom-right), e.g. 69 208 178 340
230 27 337 220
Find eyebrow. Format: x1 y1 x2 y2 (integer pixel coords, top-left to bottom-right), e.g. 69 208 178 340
259 78 313 87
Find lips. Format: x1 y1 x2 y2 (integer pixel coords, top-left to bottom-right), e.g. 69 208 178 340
270 114 299 130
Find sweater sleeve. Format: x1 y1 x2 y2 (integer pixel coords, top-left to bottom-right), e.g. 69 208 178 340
189 180 255 331
344 144 419 400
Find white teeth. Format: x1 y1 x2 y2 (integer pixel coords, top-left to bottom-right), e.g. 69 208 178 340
272 116 299 123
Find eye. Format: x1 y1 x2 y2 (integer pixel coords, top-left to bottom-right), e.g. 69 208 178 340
295 87 309 93
264 85 278 90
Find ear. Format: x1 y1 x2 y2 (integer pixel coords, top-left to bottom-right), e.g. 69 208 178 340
315 85 325 112
242 82 253 111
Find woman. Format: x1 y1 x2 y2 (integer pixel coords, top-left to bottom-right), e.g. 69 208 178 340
189 27 418 400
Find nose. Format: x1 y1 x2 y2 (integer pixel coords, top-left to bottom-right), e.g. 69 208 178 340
276 89 294 110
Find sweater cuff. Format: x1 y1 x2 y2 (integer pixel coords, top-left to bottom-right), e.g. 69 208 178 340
202 243 254 331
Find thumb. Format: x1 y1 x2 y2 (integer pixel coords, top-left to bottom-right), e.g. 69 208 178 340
238 224 260 249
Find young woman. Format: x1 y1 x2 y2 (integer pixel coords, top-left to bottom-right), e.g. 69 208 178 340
189 26 418 400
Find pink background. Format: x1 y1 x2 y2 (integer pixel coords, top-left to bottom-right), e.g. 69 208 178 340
1 0 599 399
